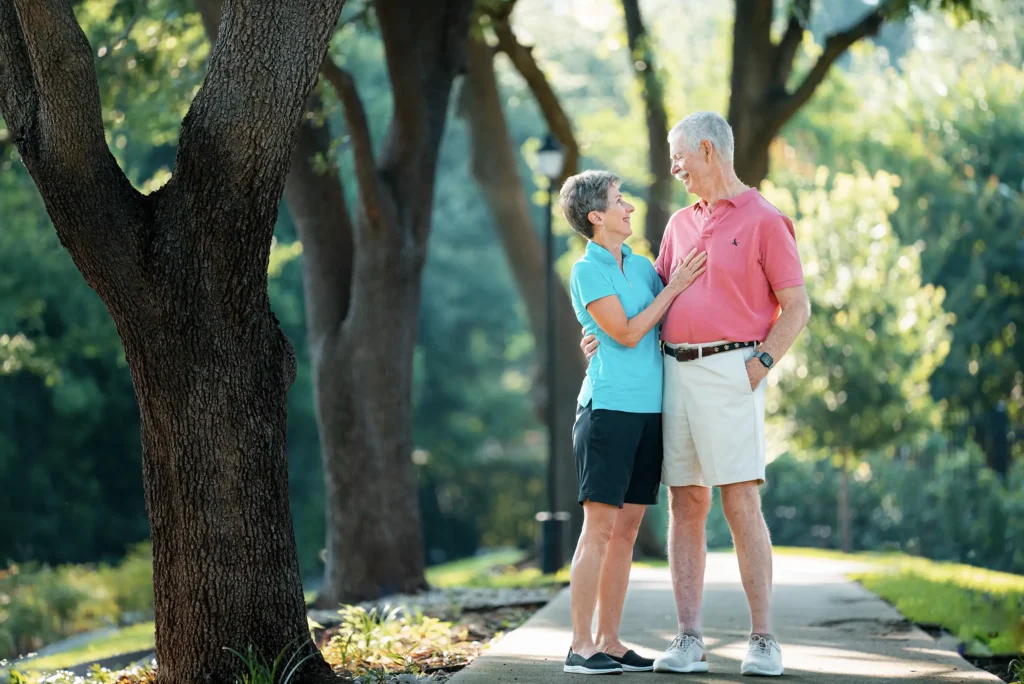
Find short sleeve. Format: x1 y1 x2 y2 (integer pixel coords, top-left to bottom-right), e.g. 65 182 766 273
760 214 804 291
570 261 616 308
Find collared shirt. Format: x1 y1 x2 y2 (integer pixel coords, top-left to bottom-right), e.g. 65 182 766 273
569 241 664 413
655 188 804 345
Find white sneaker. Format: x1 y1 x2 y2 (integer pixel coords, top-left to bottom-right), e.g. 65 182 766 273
653 633 709 674
740 634 783 676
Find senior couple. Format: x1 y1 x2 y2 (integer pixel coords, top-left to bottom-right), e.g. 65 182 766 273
560 111 810 677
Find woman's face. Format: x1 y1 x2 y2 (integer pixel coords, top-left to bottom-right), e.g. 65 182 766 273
594 183 634 239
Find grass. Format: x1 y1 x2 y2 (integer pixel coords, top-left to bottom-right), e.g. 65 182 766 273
426 548 569 589
851 556 1024 656
13 621 155 672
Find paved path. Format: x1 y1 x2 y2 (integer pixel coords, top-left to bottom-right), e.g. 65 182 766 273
452 553 1002 683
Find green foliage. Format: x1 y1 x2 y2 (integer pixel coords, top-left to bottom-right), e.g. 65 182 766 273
764 166 951 457
224 635 318 684
853 556 1024 656
321 606 474 678
717 448 1024 573
0 543 153 661
13 622 155 673
1010 658 1024 683
782 8 1024 433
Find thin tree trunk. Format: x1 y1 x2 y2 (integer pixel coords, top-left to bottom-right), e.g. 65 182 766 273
1 1 344 682
621 0 672 255
838 451 852 554
286 0 474 606
460 35 584 562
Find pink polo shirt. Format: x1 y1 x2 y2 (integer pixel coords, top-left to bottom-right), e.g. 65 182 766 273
655 188 804 345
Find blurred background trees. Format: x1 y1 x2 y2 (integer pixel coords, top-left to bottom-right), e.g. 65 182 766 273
1 0 1022 594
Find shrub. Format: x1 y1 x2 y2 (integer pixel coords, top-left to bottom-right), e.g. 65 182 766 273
0 542 154 661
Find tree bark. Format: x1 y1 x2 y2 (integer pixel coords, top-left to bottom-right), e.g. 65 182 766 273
728 0 887 186
460 35 585 563
285 0 474 607
0 1 344 683
621 0 672 255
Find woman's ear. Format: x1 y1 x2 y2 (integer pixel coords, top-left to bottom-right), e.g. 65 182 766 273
587 209 603 227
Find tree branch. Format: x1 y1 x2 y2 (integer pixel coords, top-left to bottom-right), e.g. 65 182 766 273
0 0 39 145
4 0 124 174
621 0 671 252
0 0 147 297
773 0 810 89
170 0 345 215
491 13 578 185
320 56 383 223
374 0 472 244
767 2 888 138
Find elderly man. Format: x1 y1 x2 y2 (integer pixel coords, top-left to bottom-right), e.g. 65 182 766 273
582 111 809 677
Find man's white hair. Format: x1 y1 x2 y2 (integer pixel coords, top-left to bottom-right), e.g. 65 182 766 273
668 111 735 165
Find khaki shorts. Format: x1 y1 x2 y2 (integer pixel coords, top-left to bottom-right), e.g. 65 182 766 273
661 341 766 488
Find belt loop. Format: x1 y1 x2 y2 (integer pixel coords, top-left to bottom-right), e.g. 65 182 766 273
698 345 703 359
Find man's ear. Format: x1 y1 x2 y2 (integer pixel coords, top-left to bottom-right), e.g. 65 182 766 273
702 139 713 161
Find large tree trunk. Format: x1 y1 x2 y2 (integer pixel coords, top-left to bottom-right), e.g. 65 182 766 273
460 35 585 563
728 0 886 186
621 0 672 255
0 1 344 682
284 0 474 607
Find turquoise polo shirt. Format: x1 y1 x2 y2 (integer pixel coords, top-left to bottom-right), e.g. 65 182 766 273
569 241 664 414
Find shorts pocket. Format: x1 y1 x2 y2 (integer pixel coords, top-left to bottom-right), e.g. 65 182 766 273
734 351 754 394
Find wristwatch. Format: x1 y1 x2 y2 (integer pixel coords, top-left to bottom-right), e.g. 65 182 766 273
753 350 774 369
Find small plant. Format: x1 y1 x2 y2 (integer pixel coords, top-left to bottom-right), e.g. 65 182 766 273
322 604 475 678
224 634 319 684
1009 658 1023 684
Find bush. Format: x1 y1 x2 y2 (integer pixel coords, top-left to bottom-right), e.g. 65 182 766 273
0 542 153 661
751 446 1024 573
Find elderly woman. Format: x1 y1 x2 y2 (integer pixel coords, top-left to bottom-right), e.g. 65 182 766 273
559 170 706 675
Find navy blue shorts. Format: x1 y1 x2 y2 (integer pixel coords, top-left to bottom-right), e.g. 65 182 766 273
572 402 663 507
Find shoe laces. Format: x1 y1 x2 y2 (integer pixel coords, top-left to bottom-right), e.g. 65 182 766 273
750 634 774 657
669 634 702 652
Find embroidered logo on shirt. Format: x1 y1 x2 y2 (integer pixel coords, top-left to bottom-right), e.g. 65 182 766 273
732 238 739 246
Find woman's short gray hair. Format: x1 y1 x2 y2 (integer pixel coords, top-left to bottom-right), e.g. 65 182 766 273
559 170 620 239
668 111 735 165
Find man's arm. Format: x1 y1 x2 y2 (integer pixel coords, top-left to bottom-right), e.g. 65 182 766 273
745 285 810 389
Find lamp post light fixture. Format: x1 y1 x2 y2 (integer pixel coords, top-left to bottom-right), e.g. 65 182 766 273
535 134 568 575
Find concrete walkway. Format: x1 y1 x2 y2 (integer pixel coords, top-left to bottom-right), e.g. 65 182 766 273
452 553 1002 683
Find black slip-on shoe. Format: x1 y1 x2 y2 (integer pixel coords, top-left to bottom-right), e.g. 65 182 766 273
564 649 624 675
605 649 654 672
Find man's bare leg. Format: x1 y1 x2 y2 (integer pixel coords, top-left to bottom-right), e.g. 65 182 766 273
668 486 712 635
570 501 619 657
594 504 646 655
721 481 773 634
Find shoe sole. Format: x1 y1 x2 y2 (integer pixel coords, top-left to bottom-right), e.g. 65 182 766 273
563 665 624 675
621 664 654 672
741 665 784 676
653 661 710 673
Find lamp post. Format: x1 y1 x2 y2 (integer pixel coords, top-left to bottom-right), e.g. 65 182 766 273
535 134 566 575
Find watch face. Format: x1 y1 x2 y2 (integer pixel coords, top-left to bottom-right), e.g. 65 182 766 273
759 352 774 368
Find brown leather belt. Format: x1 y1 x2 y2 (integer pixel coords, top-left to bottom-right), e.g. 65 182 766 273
662 340 757 362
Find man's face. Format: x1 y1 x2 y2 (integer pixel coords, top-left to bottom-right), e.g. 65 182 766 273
593 183 634 238
669 136 709 198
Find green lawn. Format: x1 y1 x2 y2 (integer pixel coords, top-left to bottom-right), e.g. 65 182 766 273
426 548 569 588
13 621 156 672
851 556 1024 656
